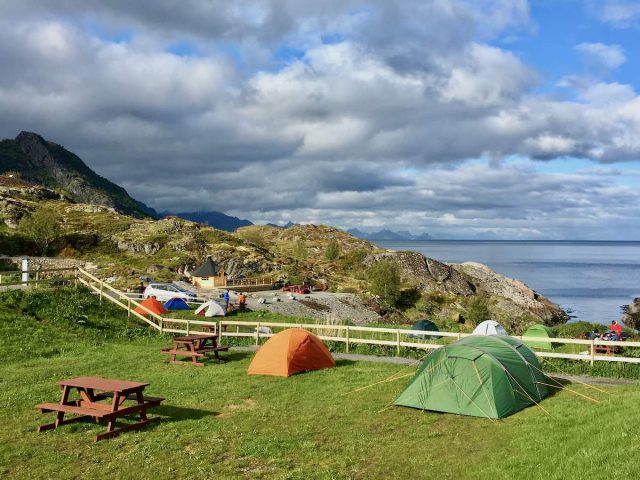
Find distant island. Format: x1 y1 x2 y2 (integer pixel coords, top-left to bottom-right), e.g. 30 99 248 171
347 228 434 241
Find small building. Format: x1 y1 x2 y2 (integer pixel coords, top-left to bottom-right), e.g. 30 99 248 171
190 257 226 288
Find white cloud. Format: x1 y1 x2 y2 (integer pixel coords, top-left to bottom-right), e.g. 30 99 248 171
593 1 640 28
575 42 626 70
0 1 639 238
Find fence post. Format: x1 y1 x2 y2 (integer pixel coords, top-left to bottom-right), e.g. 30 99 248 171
590 339 595 366
256 322 261 345
396 329 401 356
35 271 39 289
187 320 190 336
99 281 103 304
346 326 350 353
127 297 131 317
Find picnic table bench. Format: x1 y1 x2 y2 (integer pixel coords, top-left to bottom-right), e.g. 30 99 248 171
161 334 229 366
36 376 163 442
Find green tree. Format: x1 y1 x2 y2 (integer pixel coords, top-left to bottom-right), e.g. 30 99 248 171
464 294 491 327
323 238 340 261
19 207 63 255
294 238 308 260
366 260 401 308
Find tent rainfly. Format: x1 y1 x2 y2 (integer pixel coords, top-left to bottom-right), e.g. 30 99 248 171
164 297 190 311
522 324 554 350
394 335 548 419
134 297 168 316
247 328 335 377
194 301 226 317
408 319 441 340
472 320 508 336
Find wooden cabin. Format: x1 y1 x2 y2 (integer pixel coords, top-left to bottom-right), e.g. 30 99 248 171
190 257 226 288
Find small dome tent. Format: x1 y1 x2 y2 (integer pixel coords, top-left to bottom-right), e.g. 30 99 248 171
164 297 190 311
408 319 440 339
472 320 508 336
248 329 335 377
394 335 548 419
195 301 225 317
522 324 554 350
134 297 168 316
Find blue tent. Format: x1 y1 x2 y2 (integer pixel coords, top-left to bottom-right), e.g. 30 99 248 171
164 297 190 311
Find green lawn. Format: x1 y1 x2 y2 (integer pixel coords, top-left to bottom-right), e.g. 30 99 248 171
1 289 640 479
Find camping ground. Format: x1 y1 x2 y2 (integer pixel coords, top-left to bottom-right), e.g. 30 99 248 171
1 288 639 479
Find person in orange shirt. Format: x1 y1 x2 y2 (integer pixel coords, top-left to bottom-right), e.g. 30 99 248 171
238 293 247 312
610 320 622 339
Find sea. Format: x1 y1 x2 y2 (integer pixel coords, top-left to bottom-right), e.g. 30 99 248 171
376 240 640 326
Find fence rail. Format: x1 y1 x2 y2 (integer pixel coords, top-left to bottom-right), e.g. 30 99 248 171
4 266 640 366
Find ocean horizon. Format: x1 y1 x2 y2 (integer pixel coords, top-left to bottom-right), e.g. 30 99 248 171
376 239 640 326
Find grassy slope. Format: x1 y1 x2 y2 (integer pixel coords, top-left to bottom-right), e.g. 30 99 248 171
1 290 639 479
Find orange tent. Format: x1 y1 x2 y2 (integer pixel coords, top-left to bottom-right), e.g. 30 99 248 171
134 297 168 316
247 329 335 377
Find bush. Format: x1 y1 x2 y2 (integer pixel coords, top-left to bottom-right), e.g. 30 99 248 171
294 238 308 260
19 207 63 255
464 294 491 327
323 239 340 261
366 260 401 309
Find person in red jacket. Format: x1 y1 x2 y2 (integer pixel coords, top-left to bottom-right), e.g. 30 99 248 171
610 320 623 339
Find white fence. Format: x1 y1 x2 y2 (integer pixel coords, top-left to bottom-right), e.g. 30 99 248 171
4 267 639 366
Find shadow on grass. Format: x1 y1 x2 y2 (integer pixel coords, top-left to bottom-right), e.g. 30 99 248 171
335 359 356 368
154 405 219 423
543 374 572 399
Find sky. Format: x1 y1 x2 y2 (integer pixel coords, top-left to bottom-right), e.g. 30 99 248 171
0 0 639 240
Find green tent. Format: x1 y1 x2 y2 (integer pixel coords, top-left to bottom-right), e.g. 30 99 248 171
522 324 554 350
394 336 548 419
408 319 440 340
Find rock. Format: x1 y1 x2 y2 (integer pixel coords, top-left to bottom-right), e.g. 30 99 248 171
365 251 475 296
622 298 640 330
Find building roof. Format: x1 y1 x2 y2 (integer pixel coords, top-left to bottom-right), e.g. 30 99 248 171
191 257 221 277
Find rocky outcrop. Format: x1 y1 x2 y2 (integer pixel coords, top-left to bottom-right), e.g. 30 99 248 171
622 298 640 330
366 250 568 325
365 251 475 296
455 262 569 325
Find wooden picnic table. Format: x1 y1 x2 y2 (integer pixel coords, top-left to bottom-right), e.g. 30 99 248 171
161 334 229 366
36 376 163 442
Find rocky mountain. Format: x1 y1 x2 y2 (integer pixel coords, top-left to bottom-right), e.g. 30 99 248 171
167 210 253 231
0 131 156 218
0 174 569 330
348 228 433 241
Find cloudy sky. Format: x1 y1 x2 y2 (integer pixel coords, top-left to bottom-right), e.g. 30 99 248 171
1 0 639 239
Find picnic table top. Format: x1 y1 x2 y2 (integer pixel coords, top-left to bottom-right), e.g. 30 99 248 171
173 334 218 342
56 376 149 392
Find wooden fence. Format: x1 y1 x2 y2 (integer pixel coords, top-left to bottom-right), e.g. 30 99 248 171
4 267 640 366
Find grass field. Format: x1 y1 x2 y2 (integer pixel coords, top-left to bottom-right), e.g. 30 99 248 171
1 289 640 479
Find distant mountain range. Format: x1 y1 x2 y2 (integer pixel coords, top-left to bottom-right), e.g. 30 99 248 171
167 211 253 232
347 228 434 241
0 131 156 218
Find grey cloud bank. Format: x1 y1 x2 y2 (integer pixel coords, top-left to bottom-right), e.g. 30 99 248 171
0 1 639 239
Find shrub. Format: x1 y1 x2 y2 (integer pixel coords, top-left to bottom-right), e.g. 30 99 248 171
366 260 401 308
464 294 491 327
19 207 63 255
294 238 308 260
323 239 340 261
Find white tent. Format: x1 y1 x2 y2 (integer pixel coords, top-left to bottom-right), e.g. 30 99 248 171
472 320 507 336
195 300 226 317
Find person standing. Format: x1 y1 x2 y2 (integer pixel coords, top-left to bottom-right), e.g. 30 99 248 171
223 289 230 310
610 320 623 339
238 292 247 312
